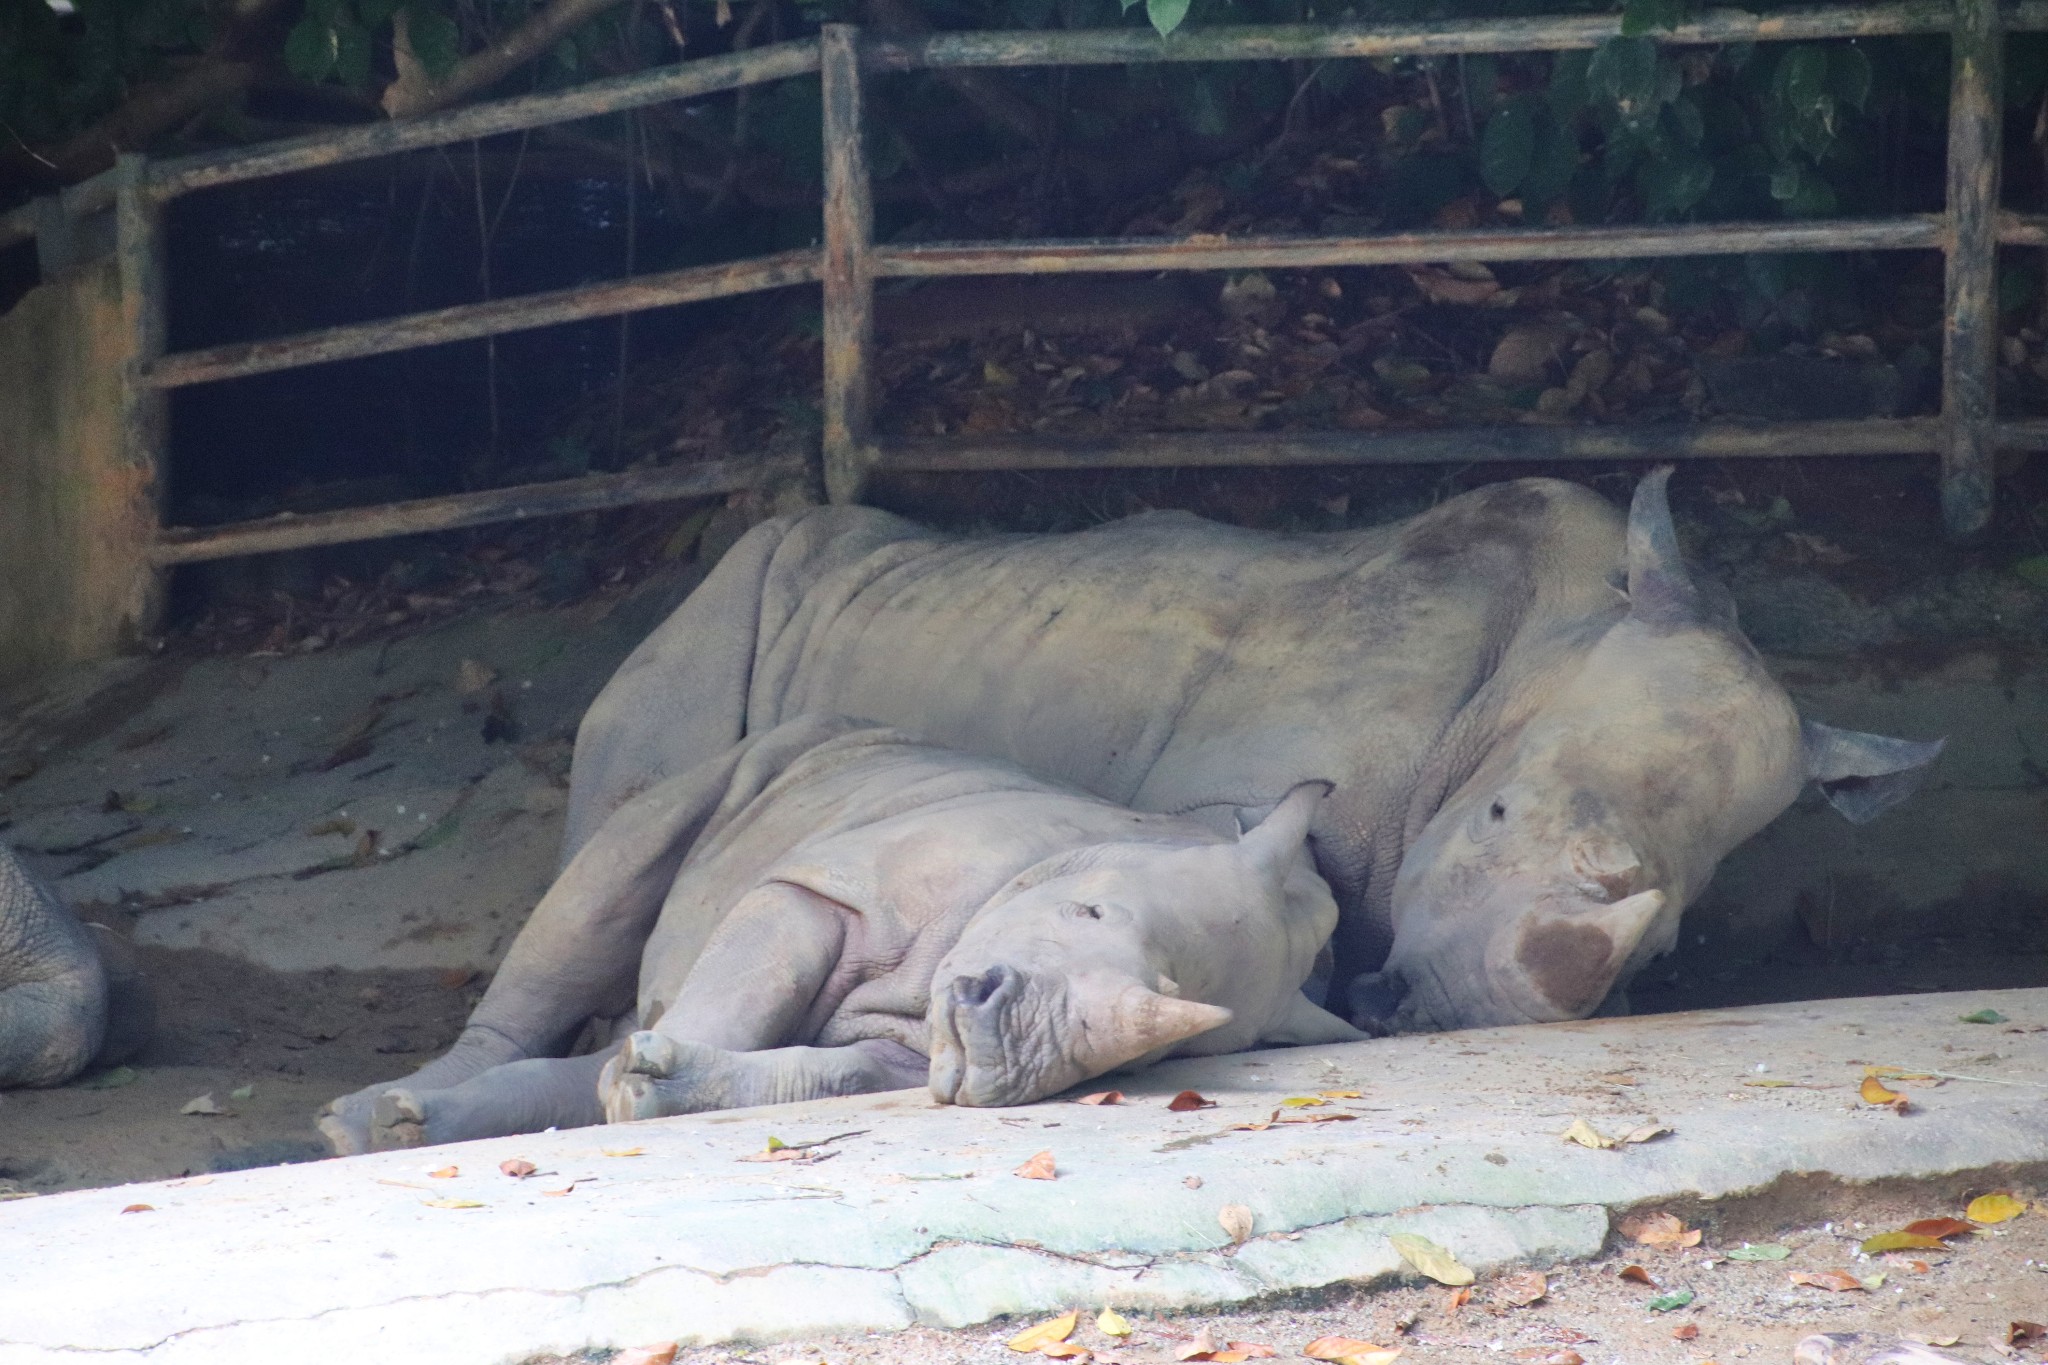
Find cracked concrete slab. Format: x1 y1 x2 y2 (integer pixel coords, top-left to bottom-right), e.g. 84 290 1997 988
2 988 2041 1365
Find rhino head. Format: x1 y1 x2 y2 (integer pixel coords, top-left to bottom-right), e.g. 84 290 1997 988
928 783 1338 1106
1351 467 1944 1035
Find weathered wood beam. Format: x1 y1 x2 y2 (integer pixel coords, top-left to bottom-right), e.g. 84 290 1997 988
821 25 878 505
1942 0 2003 538
148 248 822 388
873 217 1945 278
151 456 798 564
143 38 821 201
865 3 1961 71
874 420 1946 473
114 154 169 634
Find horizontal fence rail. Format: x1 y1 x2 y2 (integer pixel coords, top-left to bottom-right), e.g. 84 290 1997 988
7 0 2040 577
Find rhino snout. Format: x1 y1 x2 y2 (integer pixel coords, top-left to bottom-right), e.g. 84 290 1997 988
927 964 1030 1107
1346 968 1410 1035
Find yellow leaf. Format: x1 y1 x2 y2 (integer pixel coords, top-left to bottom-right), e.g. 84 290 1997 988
1560 1118 1616 1150
1303 1338 1400 1365
1860 1074 1906 1106
1389 1232 1474 1286
1007 1311 1078 1353
1280 1096 1328 1108
1096 1308 1132 1338
1218 1203 1255 1243
1860 1231 1947 1254
428 1165 459 1179
1318 1090 1363 1099
1967 1192 2027 1224
1620 1210 1701 1248
1014 1150 1058 1180
421 1198 484 1209
602 1147 645 1157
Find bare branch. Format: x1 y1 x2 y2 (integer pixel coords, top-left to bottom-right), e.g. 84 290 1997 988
382 0 631 119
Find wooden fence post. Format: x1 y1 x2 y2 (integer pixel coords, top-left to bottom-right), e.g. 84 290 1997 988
1941 0 2003 538
114 153 168 633
820 23 877 504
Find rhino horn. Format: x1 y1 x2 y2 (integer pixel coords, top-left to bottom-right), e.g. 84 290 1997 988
1235 780 1330 881
1801 719 1946 824
1072 976 1232 1072
1624 465 1700 628
1505 889 1666 1020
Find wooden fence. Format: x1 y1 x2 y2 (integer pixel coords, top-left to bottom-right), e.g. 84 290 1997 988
3 0 2044 583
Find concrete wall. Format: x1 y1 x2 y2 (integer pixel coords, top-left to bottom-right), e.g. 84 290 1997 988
0 256 157 691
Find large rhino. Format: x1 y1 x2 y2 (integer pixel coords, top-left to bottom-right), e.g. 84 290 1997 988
325 717 1354 1151
320 469 1938 1148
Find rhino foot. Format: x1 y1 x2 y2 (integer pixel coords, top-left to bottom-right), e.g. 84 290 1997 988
601 1031 727 1123
316 1093 383 1156
369 1089 431 1150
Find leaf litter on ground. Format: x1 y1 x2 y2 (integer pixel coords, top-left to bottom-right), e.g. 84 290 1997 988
1967 1191 2028 1223
1013 1150 1058 1180
1006 1311 1078 1353
1619 1210 1701 1248
1389 1232 1474 1286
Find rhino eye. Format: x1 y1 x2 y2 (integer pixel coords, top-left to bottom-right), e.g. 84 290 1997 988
1065 902 1104 921
1489 801 1507 822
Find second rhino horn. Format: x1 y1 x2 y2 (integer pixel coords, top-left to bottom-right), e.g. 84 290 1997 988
1624 465 1699 629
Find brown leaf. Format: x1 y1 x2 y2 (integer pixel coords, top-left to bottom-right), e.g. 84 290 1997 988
1405 265 1500 307
2010 1322 2046 1347
120 1203 153 1214
1040 1345 1092 1361
1218 1203 1255 1244
1901 1217 1975 1239
1671 1324 1699 1341
613 1345 679 1365
1176 1328 1220 1361
1620 1210 1701 1248
1512 1353 1583 1365
1492 1270 1547 1307
1014 1150 1058 1180
1183 1175 1204 1189
1225 1346 1277 1360
1443 1286 1473 1312
1618 1265 1656 1285
429 1165 459 1179
499 1159 537 1179
1302 1339 1387 1361
1076 1091 1124 1106
1789 1270 1867 1292
1168 1090 1217 1112
1007 1311 1079 1353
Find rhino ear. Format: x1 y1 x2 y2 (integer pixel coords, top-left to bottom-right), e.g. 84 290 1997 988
1624 465 1700 629
1801 719 1945 824
1236 781 1330 882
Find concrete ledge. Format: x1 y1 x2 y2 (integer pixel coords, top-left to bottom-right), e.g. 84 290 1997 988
2 988 2042 1364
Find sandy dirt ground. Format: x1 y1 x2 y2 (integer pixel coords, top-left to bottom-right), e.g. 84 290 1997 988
567 1187 2048 1365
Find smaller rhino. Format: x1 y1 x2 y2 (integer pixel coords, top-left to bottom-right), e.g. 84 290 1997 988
1 842 152 1089
344 721 1358 1150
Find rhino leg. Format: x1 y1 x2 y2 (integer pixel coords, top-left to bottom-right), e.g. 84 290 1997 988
316 717 864 1156
0 845 109 1089
369 1045 618 1150
600 1034 925 1122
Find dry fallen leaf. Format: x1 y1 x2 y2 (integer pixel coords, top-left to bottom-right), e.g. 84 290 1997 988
1618 1264 1657 1285
1218 1203 1255 1244
499 1159 537 1179
613 1345 679 1365
2010 1322 2046 1347
1014 1150 1058 1181
1860 1074 1910 1110
1492 1270 1547 1307
1560 1118 1616 1150
1789 1270 1868 1292
1621 1124 1671 1145
1902 1217 1975 1239
1175 1328 1219 1362
1318 1089 1363 1099
1858 1231 1946 1255
180 1093 227 1117
1040 1345 1091 1361
421 1198 485 1210
1620 1210 1702 1248
1389 1232 1474 1286
1301 1338 1391 1362
455 658 498 695
1076 1091 1124 1106
1096 1308 1133 1338
1514 1354 1582 1365
1279 1096 1328 1108
1967 1192 2028 1224
1672 1324 1699 1341
429 1165 459 1179
1442 1286 1472 1312
119 1203 153 1214
602 1147 645 1158
1167 1090 1217 1112
1183 1175 1204 1190
1007 1311 1079 1353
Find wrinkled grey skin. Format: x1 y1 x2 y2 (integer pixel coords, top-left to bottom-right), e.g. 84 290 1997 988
321 721 1356 1150
0 842 152 1088
562 468 1941 1034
